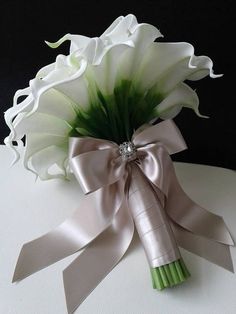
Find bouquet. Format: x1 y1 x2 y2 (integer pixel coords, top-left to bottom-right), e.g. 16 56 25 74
5 14 234 314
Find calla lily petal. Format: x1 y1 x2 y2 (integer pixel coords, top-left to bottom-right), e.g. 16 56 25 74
35 89 77 122
136 42 218 93
101 14 138 43
117 24 162 81
13 112 72 139
23 133 68 174
90 43 134 95
55 77 89 110
45 34 91 54
30 145 68 180
101 16 124 39
25 134 68 159
28 58 87 117
156 82 206 119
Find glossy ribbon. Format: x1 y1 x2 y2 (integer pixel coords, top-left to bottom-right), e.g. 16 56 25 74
12 120 234 313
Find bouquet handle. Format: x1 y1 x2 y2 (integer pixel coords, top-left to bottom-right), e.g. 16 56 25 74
128 164 190 289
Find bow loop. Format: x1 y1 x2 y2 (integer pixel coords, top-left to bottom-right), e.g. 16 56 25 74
133 119 187 154
69 137 117 158
69 137 127 194
137 143 172 197
70 147 125 194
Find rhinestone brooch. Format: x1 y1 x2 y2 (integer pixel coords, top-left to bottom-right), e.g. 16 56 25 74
119 141 137 161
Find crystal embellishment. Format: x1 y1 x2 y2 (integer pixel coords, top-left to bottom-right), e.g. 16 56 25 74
119 141 137 161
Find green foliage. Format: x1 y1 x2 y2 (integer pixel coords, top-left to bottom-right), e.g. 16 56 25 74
70 80 163 143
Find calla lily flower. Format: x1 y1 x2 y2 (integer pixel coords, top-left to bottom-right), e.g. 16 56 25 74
4 14 221 180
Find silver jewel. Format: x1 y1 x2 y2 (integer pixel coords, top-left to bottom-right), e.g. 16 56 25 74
119 141 137 161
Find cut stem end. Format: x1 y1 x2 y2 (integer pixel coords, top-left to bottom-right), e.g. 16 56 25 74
151 258 190 290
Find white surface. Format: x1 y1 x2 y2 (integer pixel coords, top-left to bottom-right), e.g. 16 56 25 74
0 144 235 314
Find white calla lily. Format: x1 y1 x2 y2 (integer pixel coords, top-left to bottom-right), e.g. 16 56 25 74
5 14 220 180
46 14 161 58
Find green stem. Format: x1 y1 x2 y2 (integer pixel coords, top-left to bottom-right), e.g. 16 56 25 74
150 258 190 291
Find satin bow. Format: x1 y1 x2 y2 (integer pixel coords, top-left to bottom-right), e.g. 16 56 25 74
12 120 234 314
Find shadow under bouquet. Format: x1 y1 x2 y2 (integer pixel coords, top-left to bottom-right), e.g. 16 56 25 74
5 14 234 314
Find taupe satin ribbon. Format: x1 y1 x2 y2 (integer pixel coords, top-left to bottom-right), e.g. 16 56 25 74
12 119 234 314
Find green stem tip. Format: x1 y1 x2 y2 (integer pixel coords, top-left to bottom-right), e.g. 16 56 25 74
151 258 191 290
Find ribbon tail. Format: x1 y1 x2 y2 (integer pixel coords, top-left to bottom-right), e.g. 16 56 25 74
12 182 124 282
166 160 234 247
172 222 234 272
63 203 134 314
141 144 234 272
163 158 234 272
